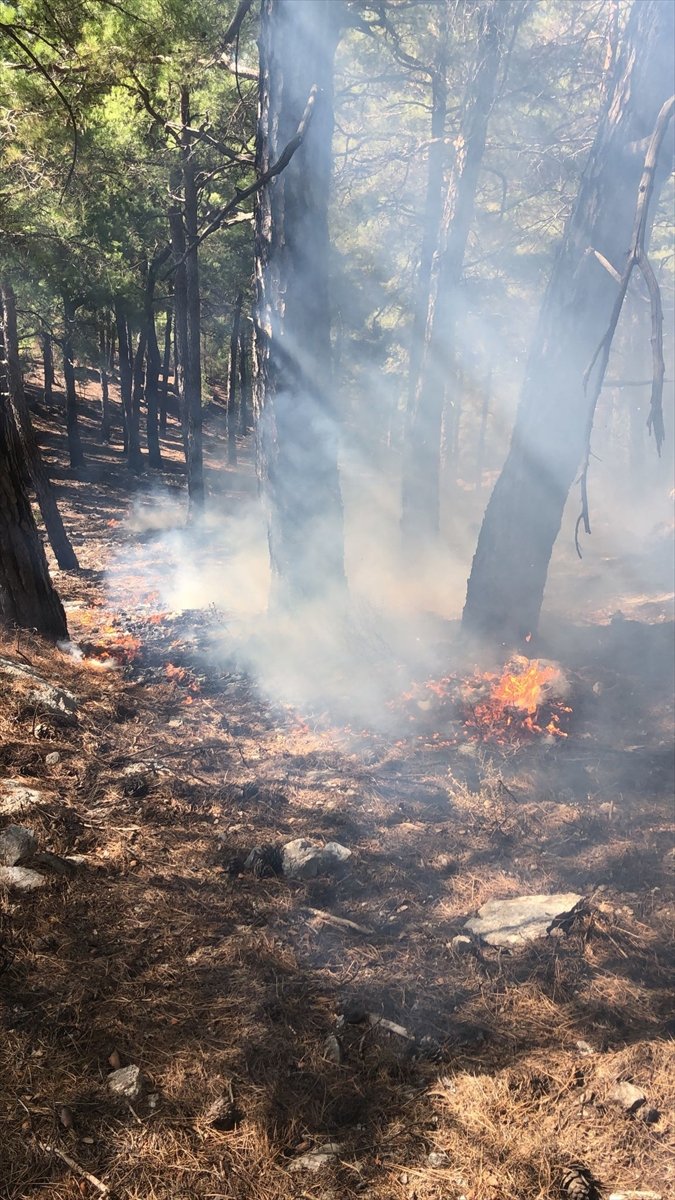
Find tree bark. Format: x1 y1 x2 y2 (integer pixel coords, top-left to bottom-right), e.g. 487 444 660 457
159 301 172 437
114 301 141 469
238 318 251 436
463 0 675 644
0 384 68 640
254 0 346 606
180 87 204 512
169 196 189 455
402 0 510 541
0 283 79 571
42 331 55 406
99 318 113 443
61 295 85 468
227 290 242 465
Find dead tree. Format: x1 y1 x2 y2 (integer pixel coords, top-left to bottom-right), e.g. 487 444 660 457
463 0 675 644
0 282 79 571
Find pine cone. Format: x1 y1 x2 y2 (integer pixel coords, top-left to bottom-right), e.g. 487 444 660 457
561 1163 596 1199
245 844 283 878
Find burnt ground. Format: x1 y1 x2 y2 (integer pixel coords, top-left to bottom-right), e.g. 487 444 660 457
0 381 673 1200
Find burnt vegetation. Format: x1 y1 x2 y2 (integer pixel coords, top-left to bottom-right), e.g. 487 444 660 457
0 2 673 1200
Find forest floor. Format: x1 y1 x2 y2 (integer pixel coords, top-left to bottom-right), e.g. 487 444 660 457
1 385 674 1200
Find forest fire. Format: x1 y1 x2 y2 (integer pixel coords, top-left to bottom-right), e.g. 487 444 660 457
400 656 572 745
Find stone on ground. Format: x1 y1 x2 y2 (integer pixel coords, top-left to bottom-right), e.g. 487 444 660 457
0 865 46 891
281 838 351 880
464 892 584 947
0 825 38 866
107 1064 145 1100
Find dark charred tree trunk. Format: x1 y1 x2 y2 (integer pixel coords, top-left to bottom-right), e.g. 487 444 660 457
144 253 169 469
463 0 675 645
402 0 511 542
114 301 140 469
99 319 113 443
254 0 346 605
0 283 79 571
159 302 172 437
227 290 243 465
42 331 55 406
0 382 68 640
61 295 85 469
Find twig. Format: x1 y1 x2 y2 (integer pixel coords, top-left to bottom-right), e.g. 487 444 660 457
576 93 674 558
304 907 372 935
367 1013 414 1039
38 1142 110 1195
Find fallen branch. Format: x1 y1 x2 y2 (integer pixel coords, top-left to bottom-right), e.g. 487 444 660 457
576 92 674 558
304 907 372 935
38 1143 110 1196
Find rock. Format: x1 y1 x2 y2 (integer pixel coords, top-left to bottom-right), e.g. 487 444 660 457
449 934 474 955
0 782 46 816
32 851 77 878
0 865 46 891
575 1040 596 1056
0 659 78 725
638 1107 660 1125
428 1151 451 1168
107 1064 145 1100
45 752 60 766
464 892 584 947
289 1143 341 1173
0 824 37 866
323 1034 342 1064
281 838 351 881
610 1081 647 1113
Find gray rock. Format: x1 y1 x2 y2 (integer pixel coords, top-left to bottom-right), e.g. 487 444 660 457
107 1065 145 1100
449 935 474 955
0 659 78 724
427 1151 451 1168
610 1081 647 1112
323 1034 342 1064
464 893 584 947
0 783 46 816
289 1143 342 1173
0 824 37 866
45 752 60 766
281 838 351 880
0 865 46 891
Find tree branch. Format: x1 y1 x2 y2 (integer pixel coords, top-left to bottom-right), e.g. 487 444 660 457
575 92 674 558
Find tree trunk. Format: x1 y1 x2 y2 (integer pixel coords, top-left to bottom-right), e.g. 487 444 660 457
238 318 251 436
402 0 511 541
180 87 204 513
99 319 113 442
144 253 168 469
61 295 85 468
169 198 189 456
0 383 68 640
254 0 346 606
42 331 55 406
0 283 79 571
227 291 242 465
463 0 674 644
115 301 141 469
159 302 172 437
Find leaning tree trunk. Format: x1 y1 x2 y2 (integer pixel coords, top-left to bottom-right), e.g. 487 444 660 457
254 0 346 605
402 0 511 541
115 302 143 472
0 384 68 640
0 283 79 571
463 0 675 644
61 295 85 468
227 291 242 465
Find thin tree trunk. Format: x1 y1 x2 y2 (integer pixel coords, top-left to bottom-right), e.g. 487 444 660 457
402 0 511 541
0 283 79 571
254 0 346 606
227 290 242 465
61 295 85 468
180 87 204 513
0 383 68 640
159 302 172 437
475 367 491 488
42 331 55 406
463 0 674 644
114 301 141 469
169 198 189 456
238 318 250 436
144 253 168 469
99 320 113 442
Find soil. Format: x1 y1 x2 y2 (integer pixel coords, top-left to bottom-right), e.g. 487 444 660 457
1 381 673 1200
